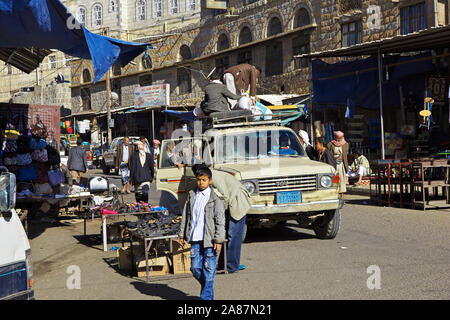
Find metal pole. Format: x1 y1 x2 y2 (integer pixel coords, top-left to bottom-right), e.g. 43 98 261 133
106 68 112 146
152 109 155 140
308 58 314 146
377 47 386 160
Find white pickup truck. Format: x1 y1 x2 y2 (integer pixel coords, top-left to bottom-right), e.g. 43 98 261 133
0 171 34 300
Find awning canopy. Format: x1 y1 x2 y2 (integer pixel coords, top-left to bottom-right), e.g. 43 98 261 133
0 0 151 82
295 24 450 59
0 47 52 73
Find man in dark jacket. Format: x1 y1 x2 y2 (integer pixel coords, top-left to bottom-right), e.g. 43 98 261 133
68 139 88 183
315 136 337 170
130 141 154 203
201 72 242 116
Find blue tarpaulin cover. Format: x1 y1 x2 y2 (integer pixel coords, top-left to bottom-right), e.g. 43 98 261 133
312 53 433 110
0 0 150 82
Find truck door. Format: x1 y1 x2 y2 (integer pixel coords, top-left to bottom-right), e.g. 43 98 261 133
156 137 212 209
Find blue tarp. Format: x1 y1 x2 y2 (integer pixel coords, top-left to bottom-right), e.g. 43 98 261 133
312 53 434 110
162 110 197 122
0 0 150 82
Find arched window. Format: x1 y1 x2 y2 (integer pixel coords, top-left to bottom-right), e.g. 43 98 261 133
169 0 178 15
76 7 86 25
153 0 162 18
180 45 192 61
92 4 103 27
110 1 117 12
142 54 152 69
217 33 230 51
238 26 252 45
267 16 282 36
83 69 92 83
137 0 146 21
294 8 311 28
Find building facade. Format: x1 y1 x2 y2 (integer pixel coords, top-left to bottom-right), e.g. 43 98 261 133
69 0 450 113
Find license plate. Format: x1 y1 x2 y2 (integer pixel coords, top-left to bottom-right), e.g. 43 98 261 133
276 191 302 204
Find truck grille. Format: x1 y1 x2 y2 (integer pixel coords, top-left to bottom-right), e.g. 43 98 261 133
258 175 317 195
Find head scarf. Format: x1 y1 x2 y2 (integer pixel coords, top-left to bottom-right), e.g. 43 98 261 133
298 130 311 146
153 139 160 145
331 131 347 147
135 141 146 166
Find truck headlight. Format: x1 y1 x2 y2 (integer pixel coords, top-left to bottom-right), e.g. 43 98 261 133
25 249 33 289
241 180 257 195
319 175 333 188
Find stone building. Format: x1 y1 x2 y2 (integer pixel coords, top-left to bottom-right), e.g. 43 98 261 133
70 0 450 113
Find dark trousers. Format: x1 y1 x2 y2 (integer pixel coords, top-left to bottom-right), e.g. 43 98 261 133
218 214 246 273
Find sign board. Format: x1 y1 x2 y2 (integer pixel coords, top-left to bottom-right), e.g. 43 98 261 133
134 84 170 108
206 0 227 10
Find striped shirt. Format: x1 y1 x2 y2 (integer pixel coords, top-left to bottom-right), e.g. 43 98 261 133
190 187 211 242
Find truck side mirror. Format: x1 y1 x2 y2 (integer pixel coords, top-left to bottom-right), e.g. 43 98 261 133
0 172 16 212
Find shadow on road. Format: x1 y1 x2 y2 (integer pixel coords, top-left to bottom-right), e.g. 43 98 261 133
131 281 199 300
244 223 317 243
344 198 375 206
73 235 105 251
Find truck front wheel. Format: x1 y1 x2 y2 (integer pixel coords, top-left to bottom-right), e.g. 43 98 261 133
312 209 341 239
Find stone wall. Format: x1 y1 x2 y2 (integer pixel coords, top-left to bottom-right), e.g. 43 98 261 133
69 0 448 110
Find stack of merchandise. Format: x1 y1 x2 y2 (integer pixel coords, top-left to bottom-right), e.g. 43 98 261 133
90 201 168 216
128 213 182 238
1 115 65 197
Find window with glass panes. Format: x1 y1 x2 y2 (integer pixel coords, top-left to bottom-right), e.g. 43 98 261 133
93 4 103 26
216 56 229 76
177 68 192 94
400 3 426 35
153 0 162 17
237 50 252 65
341 20 362 47
137 0 146 21
292 35 310 69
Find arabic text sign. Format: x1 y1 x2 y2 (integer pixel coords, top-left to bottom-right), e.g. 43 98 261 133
134 84 170 107
206 0 227 10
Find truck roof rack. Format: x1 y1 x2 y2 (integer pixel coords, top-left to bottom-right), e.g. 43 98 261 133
212 119 282 129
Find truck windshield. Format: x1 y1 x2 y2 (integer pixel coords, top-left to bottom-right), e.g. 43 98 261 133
216 129 305 163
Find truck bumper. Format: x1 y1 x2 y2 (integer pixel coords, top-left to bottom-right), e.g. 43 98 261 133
248 199 343 215
2 289 34 300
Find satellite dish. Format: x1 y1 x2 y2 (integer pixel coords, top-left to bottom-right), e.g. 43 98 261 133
111 92 119 101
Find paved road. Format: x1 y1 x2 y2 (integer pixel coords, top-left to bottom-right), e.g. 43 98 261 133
28 170 450 299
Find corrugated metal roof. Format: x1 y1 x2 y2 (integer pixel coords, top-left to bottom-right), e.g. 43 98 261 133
295 24 450 59
0 47 52 73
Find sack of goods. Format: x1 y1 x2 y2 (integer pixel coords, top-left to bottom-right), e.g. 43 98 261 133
88 176 109 193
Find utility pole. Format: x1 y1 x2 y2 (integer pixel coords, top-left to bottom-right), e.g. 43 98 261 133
106 68 112 146
104 27 112 146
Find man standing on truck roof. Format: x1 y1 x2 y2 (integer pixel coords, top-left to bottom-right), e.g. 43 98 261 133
201 72 242 116
223 63 262 107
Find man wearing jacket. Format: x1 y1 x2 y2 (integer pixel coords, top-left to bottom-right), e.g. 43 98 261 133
116 137 134 194
68 139 88 184
223 63 262 107
193 164 253 274
201 73 242 116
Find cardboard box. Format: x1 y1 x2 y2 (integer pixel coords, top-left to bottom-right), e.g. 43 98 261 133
117 246 133 271
136 256 170 278
171 240 191 274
